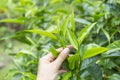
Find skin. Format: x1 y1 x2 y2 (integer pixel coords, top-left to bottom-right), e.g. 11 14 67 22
37 45 73 80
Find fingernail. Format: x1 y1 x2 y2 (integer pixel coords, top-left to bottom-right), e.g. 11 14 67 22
67 45 73 50
57 48 63 53
59 48 63 51
62 48 70 54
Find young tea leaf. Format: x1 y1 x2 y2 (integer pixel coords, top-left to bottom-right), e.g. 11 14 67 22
62 72 72 80
83 47 108 60
25 29 57 40
68 54 79 70
77 22 96 46
67 29 78 50
50 47 59 58
70 11 75 31
0 19 24 24
22 72 36 80
61 17 69 38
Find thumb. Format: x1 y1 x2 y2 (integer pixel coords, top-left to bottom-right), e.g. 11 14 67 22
53 48 70 68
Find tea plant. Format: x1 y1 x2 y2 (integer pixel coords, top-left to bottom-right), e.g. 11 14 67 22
0 0 120 80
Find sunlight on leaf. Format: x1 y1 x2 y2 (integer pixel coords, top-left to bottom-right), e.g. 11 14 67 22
67 29 78 50
83 47 108 60
77 22 97 46
25 29 57 40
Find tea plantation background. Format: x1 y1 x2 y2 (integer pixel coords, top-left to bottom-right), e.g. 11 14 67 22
0 0 120 80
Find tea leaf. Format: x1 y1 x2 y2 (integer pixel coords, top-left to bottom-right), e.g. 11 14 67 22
102 52 120 59
70 11 75 31
83 47 108 60
0 19 24 24
26 36 36 45
62 72 72 80
102 28 110 43
22 72 36 80
68 54 79 70
87 64 102 80
61 17 69 38
107 40 120 49
75 18 90 25
25 29 57 40
67 29 78 50
50 47 59 58
77 22 96 46
108 74 120 80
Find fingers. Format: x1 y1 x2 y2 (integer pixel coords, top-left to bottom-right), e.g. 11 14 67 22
42 48 63 63
53 48 71 68
41 45 73 63
67 45 73 50
58 69 67 74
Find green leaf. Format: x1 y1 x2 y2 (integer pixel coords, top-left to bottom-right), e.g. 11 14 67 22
61 17 69 38
0 30 27 41
77 22 96 46
26 36 36 45
50 47 59 58
59 36 66 48
70 11 75 31
75 18 90 25
102 28 110 43
103 48 120 55
62 72 72 80
25 29 57 40
67 29 78 50
107 40 120 49
59 16 69 48
68 54 79 70
83 47 108 60
87 64 102 80
22 72 36 80
102 52 120 59
108 74 120 80
0 19 25 24
16 50 36 58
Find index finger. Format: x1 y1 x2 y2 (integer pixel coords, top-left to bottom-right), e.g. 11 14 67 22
43 48 63 62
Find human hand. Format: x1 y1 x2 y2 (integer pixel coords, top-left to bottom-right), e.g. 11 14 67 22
37 45 73 80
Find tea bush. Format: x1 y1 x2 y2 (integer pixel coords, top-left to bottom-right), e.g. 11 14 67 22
0 0 120 80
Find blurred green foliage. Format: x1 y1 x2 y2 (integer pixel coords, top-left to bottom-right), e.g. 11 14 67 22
0 0 120 80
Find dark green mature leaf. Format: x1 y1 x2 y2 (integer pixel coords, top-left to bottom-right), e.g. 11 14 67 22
87 64 102 80
103 48 120 55
102 28 110 43
77 22 96 46
25 29 57 40
83 47 108 60
107 40 120 49
108 74 120 80
102 52 120 59
81 56 100 70
67 29 78 50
